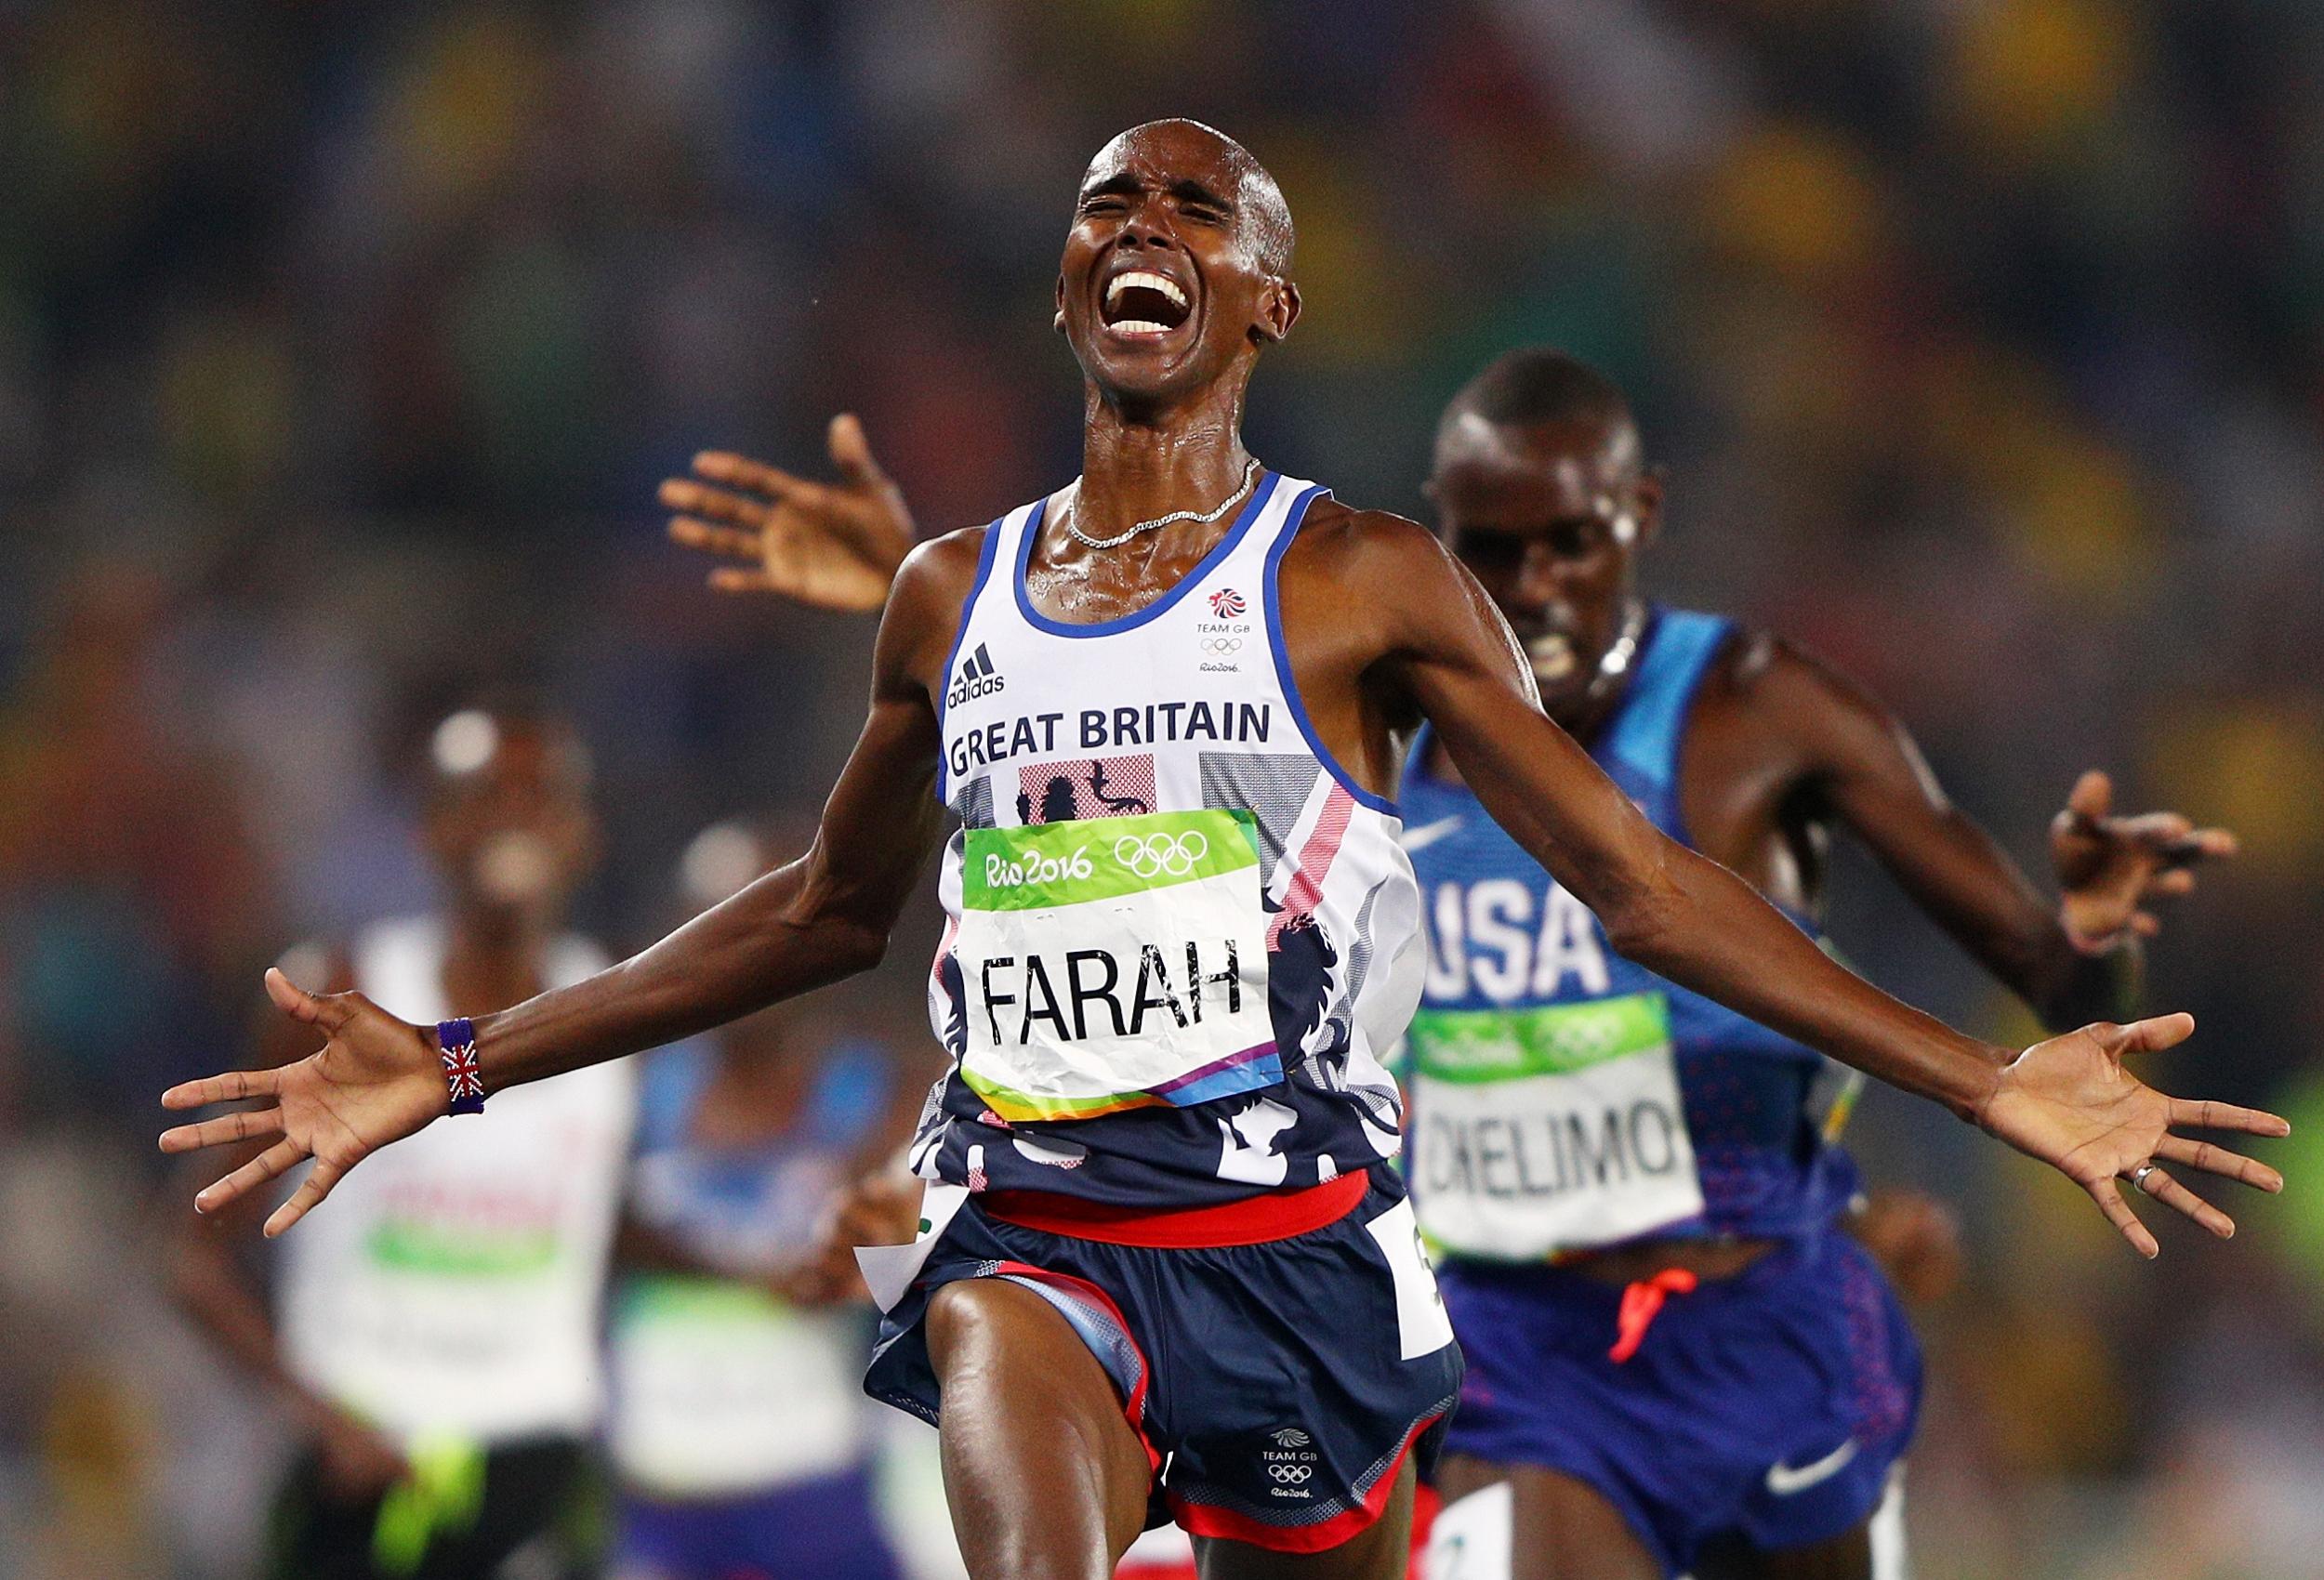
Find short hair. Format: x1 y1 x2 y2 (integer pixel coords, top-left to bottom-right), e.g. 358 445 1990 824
1443 348 1635 435
1092 120 1295 275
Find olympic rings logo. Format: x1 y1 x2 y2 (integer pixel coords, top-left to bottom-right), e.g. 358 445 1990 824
1115 829 1208 877
1200 636 1242 655
1269 1464 1313 1484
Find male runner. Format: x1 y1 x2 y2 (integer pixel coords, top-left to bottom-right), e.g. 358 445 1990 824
169 703 632 1580
164 122 2285 1580
607 823 914 1580
1397 352 2242 1580
660 350 2239 1580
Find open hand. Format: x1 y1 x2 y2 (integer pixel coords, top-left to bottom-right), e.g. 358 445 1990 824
1976 1013 2287 1257
159 968 447 1236
661 414 915 612
2052 770 2237 946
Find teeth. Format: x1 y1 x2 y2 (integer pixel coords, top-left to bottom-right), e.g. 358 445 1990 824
1526 633 1577 681
1106 270 1189 309
1110 320 1171 334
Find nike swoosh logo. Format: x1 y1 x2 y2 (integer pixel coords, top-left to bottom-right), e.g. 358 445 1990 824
1764 1439 1858 1495
1401 815 1465 852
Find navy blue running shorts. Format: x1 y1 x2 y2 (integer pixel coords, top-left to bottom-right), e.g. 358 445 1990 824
865 1170 1463 1554
1436 1230 1921 1577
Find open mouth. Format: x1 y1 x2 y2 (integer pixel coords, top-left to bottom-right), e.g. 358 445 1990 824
1102 269 1193 338
1524 631 1579 683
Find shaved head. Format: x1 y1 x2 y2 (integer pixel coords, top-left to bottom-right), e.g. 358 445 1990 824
1085 119 1295 275
1438 349 1641 474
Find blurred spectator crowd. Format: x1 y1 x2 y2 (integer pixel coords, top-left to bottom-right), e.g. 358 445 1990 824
2 1 2319 1575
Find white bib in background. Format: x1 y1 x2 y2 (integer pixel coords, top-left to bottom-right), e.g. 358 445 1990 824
608 1280 867 1495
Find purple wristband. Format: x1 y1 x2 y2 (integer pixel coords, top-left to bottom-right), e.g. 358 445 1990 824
437 1018 485 1114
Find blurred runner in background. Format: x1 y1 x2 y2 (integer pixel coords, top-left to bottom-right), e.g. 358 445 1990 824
605 820 919 1580
170 702 631 1580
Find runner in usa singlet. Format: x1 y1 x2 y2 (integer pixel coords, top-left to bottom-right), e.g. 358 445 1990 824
1400 608 1855 1258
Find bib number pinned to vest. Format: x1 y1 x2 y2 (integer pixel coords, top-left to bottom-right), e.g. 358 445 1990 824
954 809 1281 1123
1406 993 1704 1257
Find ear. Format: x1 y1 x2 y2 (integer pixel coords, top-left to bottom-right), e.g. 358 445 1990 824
1054 273 1067 335
1253 277 1301 344
1631 467 1667 547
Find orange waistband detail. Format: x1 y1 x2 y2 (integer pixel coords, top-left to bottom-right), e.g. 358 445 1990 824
1607 1267 1698 1363
982 1169 1369 1249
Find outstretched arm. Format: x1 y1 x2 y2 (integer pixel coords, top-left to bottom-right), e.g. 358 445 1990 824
1351 517 2283 1256
161 534 978 1235
1751 639 2233 1029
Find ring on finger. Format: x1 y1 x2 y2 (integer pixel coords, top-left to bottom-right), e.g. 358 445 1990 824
2128 1161 2161 1193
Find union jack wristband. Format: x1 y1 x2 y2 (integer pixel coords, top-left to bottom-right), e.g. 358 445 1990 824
437 1018 486 1114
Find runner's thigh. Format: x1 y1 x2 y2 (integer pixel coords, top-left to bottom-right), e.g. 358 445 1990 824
925 1278 1155 1580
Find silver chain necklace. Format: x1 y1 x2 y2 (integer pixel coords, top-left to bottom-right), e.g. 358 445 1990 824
1063 457 1261 551
1586 600 1649 701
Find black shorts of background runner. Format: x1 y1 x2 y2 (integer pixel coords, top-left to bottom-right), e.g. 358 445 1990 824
265 1434 600 1580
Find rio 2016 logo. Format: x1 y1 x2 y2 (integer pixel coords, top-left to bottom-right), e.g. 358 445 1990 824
984 846 1092 888
1114 829 1208 878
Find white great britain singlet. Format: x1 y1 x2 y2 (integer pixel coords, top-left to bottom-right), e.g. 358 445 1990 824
913 471 1425 1208
275 918 636 1446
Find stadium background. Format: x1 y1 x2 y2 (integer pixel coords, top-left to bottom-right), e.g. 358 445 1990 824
3 1 2320 1574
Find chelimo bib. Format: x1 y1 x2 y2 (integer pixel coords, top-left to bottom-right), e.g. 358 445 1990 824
1405 993 1703 1256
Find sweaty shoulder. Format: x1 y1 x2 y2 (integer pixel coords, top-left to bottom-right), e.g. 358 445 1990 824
1281 498 1442 581
891 524 989 611
883 525 992 691
1280 500 1489 647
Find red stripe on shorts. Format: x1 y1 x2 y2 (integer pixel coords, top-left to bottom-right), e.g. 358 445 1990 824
982 1169 1367 1249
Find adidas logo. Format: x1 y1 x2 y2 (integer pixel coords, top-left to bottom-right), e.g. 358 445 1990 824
947 642 1006 707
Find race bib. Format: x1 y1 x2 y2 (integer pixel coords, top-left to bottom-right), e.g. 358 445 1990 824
956 810 1279 1122
1406 993 1703 1257
609 1279 866 1494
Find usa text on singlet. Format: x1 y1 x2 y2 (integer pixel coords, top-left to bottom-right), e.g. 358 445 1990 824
1397 609 1858 1257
